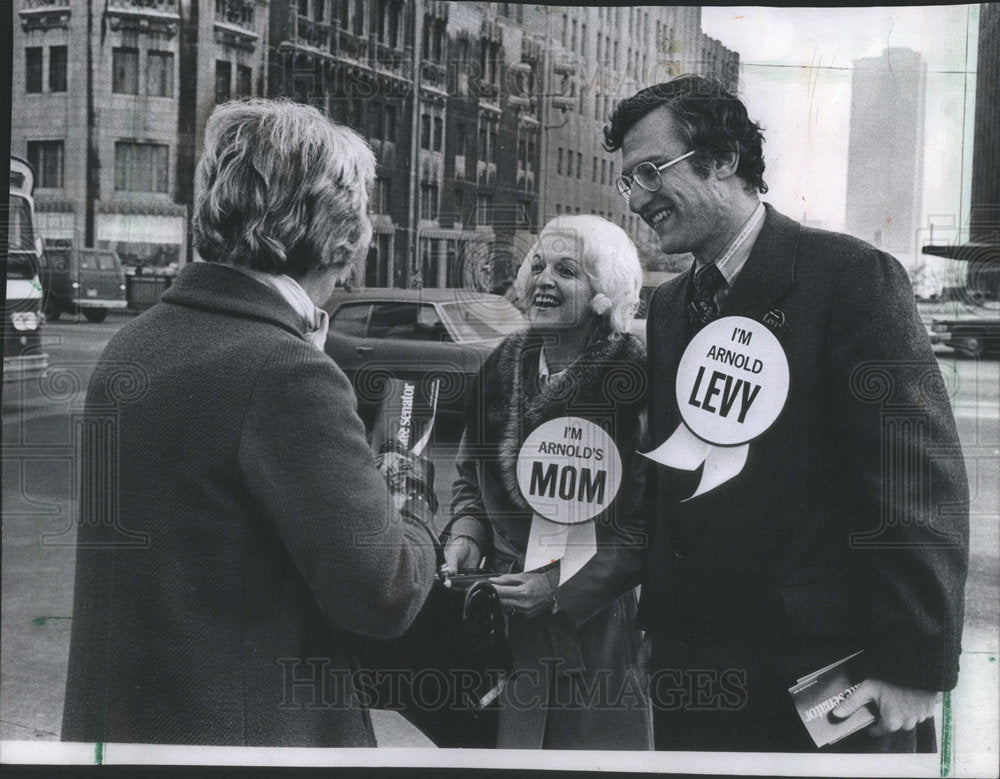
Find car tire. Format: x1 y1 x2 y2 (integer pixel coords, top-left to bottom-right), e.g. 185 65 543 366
83 307 108 323
954 334 987 359
44 298 62 321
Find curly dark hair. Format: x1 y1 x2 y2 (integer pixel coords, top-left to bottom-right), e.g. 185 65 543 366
603 75 768 194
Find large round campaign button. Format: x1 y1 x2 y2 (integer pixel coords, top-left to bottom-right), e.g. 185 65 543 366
516 417 622 525
676 316 789 446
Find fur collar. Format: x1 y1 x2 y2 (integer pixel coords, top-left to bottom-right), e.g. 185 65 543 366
483 331 646 510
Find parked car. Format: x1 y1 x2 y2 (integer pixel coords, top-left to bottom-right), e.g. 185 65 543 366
929 307 1000 358
39 247 128 323
323 287 526 423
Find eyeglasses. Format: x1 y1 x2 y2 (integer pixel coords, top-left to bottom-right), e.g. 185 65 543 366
615 150 696 201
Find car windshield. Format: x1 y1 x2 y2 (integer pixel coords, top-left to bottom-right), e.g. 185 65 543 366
439 299 525 341
80 253 119 271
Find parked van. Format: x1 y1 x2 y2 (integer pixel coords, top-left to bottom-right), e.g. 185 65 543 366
5 156 48 380
40 246 128 323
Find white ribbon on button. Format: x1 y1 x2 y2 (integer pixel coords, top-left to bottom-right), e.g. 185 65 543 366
642 316 788 501
516 417 623 585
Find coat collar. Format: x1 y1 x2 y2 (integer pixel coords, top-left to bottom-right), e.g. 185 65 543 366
493 331 645 509
720 203 800 322
160 262 307 340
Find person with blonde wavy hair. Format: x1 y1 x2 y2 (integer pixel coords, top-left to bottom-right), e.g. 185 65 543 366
62 99 439 747
441 215 653 749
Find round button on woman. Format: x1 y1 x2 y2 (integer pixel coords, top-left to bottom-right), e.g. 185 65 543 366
443 215 653 750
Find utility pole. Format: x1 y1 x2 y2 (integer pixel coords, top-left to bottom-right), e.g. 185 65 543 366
84 0 96 247
406 3 424 288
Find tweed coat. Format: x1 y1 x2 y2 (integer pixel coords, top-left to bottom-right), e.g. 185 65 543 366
641 205 969 751
61 262 437 747
446 329 654 750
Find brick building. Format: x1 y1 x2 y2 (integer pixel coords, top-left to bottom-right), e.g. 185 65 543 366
11 0 737 288
11 0 269 269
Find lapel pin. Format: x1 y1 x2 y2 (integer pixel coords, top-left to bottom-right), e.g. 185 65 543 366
763 308 786 330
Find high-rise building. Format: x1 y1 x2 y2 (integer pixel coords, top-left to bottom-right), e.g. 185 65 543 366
11 0 270 269
970 3 999 243
845 47 927 254
11 0 738 289
528 5 737 273
270 2 737 288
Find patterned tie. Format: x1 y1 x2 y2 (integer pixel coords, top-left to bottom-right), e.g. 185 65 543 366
688 263 725 330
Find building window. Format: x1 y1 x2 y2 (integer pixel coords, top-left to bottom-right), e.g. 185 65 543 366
146 51 174 98
353 0 364 35
373 176 391 213
476 194 492 226
420 182 439 219
236 65 252 98
49 46 67 92
433 117 442 152
115 142 169 193
592 157 598 183
577 152 582 179
557 147 563 175
376 0 400 48
215 60 232 103
26 141 63 188
581 24 587 58
454 122 465 155
421 114 431 150
601 159 607 185
478 127 487 159
609 162 615 186
112 47 140 95
384 104 397 142
26 48 43 93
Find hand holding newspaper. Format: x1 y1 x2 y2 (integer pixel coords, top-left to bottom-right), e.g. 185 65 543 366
371 377 441 513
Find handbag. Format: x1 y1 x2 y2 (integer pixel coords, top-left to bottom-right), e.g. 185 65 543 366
351 573 515 747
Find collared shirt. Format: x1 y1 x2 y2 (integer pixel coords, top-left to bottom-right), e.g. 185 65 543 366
537 346 567 386
694 200 766 310
230 266 330 352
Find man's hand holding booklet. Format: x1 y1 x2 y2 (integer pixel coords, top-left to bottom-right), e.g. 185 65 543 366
788 650 877 747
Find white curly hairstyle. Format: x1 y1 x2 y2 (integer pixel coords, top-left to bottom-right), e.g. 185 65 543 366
512 215 642 334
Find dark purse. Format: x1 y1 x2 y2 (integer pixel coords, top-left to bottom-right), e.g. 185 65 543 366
351 571 515 748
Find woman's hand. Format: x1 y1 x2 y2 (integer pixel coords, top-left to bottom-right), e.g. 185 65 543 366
441 535 482 574
488 573 556 618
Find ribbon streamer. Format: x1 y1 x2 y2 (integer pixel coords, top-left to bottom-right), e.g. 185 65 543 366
642 423 749 501
523 513 597 585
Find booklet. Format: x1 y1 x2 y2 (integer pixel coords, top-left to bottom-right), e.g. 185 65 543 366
369 377 440 457
788 650 877 747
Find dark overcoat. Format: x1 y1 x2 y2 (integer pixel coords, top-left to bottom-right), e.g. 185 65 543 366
62 262 437 747
447 330 654 750
642 205 969 751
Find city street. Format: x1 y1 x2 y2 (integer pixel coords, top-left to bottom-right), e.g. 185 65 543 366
2 313 998 764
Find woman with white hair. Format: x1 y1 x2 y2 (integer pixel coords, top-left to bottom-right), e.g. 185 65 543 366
62 99 438 747
441 215 653 749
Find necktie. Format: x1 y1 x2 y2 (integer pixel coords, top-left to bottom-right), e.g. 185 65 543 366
688 263 725 330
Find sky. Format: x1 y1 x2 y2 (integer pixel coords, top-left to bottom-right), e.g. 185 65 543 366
700 4 978 269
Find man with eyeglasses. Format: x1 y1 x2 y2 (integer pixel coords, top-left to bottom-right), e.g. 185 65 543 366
603 75 968 753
